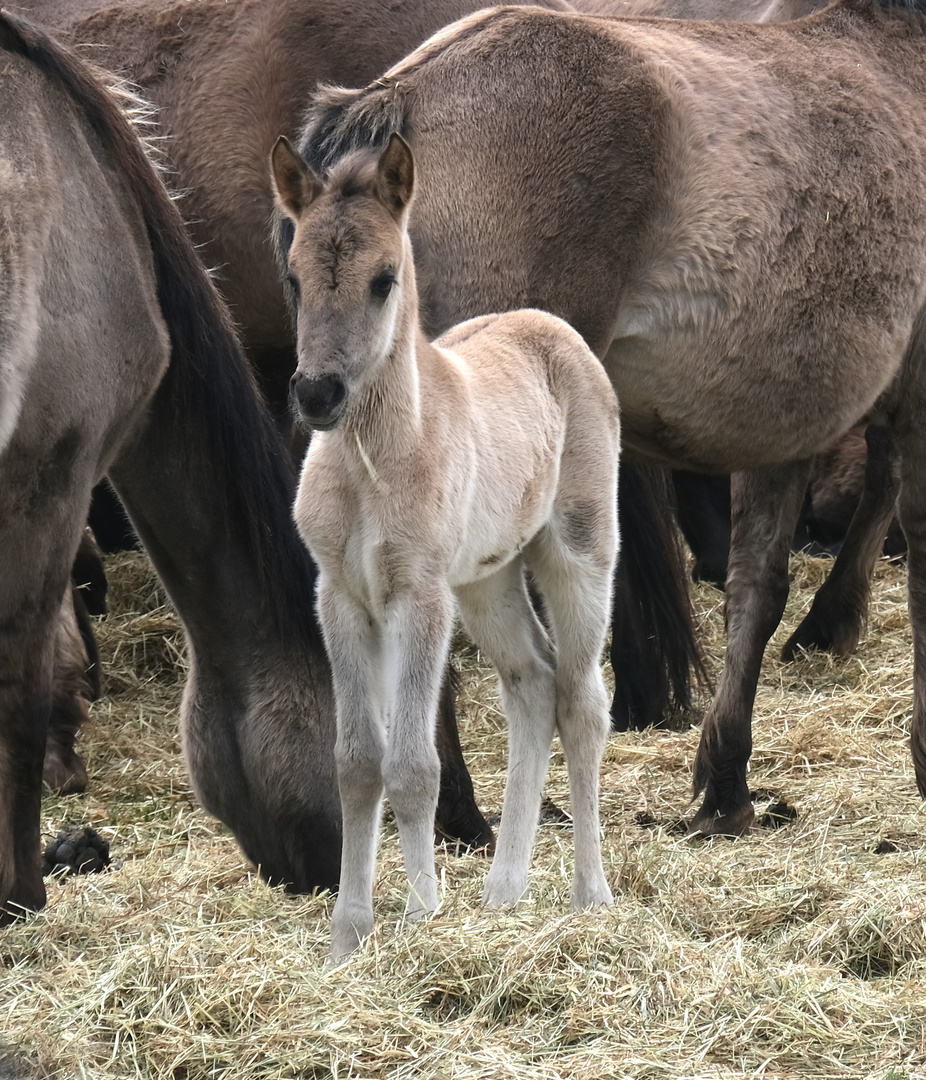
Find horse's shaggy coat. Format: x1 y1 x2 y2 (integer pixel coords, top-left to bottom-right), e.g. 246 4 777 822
0 12 339 919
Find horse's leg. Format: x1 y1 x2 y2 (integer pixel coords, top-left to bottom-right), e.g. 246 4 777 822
381 584 454 920
456 563 557 907
894 379 926 796
526 528 615 909
318 577 387 962
690 460 811 836
781 426 898 660
42 589 94 795
434 670 495 851
0 514 85 922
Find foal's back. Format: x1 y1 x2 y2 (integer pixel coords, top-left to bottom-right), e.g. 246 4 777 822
430 310 620 583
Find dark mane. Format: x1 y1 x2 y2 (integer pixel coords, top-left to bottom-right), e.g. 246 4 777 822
298 7 525 172
0 10 323 651
300 81 409 175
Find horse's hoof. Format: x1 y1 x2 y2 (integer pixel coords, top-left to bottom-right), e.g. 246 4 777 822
0 878 47 926
435 804 495 855
329 900 373 962
405 879 439 921
781 611 860 662
42 751 88 795
687 800 755 838
481 870 528 908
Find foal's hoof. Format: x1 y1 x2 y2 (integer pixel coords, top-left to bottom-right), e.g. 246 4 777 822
481 870 528 909
687 799 755 838
328 901 374 963
571 878 614 910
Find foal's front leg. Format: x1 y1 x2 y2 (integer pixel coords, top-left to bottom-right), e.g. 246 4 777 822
318 576 387 962
382 584 454 919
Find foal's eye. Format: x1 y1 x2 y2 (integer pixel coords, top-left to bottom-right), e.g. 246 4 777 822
370 271 395 300
286 273 301 300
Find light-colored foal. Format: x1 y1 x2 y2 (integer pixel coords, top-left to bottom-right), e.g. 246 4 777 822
272 133 620 962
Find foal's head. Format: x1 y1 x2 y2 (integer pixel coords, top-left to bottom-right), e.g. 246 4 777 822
271 134 415 431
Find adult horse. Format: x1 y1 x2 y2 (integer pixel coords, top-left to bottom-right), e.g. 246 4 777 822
299 0 926 835
9 0 703 737
0 10 345 919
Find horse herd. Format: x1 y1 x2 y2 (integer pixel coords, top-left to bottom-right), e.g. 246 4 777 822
2 0 926 948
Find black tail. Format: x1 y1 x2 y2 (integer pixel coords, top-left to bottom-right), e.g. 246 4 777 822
610 463 708 731
0 11 323 653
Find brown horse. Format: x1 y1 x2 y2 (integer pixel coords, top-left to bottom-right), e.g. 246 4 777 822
0 11 345 920
298 0 926 835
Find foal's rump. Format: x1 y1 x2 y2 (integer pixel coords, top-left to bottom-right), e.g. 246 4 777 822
436 309 620 573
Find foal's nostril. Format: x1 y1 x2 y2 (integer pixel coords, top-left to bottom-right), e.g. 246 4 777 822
290 372 348 430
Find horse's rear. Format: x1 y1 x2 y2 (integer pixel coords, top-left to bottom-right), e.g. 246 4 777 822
0 16 168 919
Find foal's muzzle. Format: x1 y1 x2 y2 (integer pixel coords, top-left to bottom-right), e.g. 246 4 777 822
290 372 348 431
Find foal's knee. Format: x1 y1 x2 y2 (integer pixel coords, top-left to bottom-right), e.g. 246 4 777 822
382 750 440 820
335 742 383 801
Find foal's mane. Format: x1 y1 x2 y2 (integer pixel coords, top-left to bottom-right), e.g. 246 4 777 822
0 11 323 649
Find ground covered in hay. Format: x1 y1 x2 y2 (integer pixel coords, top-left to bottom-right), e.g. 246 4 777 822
1 551 925 1079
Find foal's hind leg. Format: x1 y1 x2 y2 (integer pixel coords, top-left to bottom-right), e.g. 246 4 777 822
691 461 811 836
526 524 615 909
782 427 898 661
456 563 557 907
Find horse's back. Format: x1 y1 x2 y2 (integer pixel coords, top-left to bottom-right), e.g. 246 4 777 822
437 309 618 436
313 2 926 469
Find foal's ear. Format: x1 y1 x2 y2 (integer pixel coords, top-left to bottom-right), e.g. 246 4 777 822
375 133 414 217
271 136 322 220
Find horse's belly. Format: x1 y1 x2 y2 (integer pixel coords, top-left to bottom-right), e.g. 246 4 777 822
605 327 905 472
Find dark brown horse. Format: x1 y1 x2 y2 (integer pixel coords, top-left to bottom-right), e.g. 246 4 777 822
0 11 344 920
298 0 926 835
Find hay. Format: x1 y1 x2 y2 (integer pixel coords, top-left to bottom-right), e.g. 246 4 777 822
2 551 926 1079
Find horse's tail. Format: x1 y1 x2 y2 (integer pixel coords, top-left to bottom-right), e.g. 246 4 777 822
611 462 708 731
0 10 321 650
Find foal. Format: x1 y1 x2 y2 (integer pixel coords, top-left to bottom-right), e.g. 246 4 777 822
272 133 620 961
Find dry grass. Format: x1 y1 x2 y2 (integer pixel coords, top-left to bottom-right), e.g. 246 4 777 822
2 551 925 1079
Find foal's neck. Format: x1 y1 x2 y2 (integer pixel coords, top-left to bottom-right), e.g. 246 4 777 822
347 246 430 466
